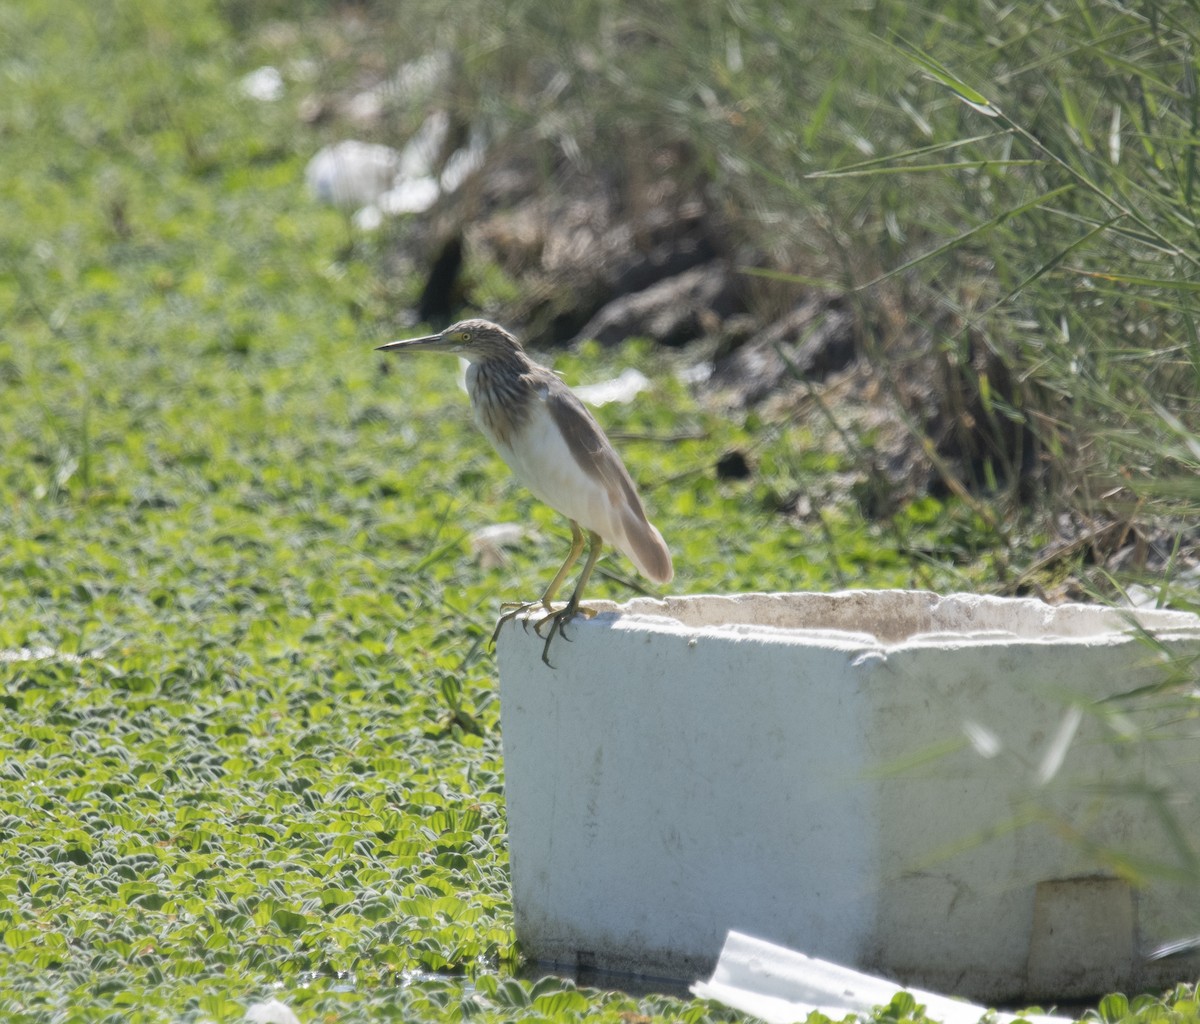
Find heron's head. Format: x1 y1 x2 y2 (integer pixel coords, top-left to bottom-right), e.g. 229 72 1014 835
376 319 523 362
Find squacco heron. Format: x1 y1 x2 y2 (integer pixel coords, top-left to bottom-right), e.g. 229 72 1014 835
377 319 672 665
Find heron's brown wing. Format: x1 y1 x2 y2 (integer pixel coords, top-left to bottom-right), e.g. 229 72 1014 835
544 379 673 583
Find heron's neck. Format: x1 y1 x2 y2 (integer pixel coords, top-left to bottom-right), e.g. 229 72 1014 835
466 351 541 447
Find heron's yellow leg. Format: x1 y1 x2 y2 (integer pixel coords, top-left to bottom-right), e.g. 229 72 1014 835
490 521 586 648
534 529 602 667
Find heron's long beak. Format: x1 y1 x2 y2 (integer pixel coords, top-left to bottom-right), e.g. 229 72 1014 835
376 333 445 352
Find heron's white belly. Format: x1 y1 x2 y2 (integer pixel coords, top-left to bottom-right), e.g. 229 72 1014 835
484 404 626 546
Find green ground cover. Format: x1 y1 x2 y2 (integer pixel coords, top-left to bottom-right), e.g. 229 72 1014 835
2 0 1197 1021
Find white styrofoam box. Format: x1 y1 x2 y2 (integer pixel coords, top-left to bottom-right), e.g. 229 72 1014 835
496 591 1200 1001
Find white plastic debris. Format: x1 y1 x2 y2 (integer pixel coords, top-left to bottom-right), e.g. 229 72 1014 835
345 51 452 126
306 117 485 226
344 89 386 126
573 367 651 406
469 523 533 569
398 110 451 180
439 128 487 193
691 932 1069 1024
305 140 401 210
352 111 451 221
244 998 301 1024
376 177 440 216
240 66 284 102
677 359 714 385
351 204 385 232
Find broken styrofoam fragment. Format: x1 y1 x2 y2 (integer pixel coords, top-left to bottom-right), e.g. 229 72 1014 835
691 931 1069 1024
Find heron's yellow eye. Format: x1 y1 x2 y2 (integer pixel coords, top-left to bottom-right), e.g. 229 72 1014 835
457 331 472 343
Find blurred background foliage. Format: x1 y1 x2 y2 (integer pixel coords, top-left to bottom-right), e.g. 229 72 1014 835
268 0 1200 599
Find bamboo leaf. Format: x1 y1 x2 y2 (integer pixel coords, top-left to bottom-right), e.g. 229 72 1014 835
890 37 1000 116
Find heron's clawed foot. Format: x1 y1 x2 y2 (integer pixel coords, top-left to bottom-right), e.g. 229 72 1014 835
533 602 596 667
490 599 551 649
489 596 595 667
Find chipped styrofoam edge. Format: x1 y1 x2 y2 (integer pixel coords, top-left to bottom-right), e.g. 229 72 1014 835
520 591 1200 652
